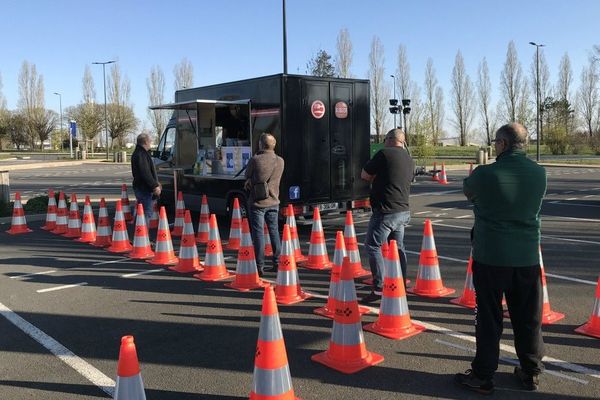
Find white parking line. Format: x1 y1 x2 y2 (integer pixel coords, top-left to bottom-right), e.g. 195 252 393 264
37 282 88 293
121 269 163 278
9 270 56 279
455 215 470 219
564 191 575 194
584 195 596 198
545 273 597 285
414 211 431 215
566 197 577 201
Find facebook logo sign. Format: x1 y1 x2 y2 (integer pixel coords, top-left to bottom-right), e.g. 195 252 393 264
289 186 300 200
69 121 77 138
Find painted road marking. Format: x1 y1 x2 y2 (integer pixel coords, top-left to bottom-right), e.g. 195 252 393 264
414 211 431 215
564 191 575 194
455 215 470 219
442 208 455 211
121 269 163 278
37 282 88 293
584 195 596 198
566 197 578 201
0 301 115 396
411 189 462 197
550 201 600 208
9 270 56 279
545 273 597 285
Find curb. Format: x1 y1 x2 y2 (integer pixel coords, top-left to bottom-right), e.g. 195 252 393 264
0 160 124 172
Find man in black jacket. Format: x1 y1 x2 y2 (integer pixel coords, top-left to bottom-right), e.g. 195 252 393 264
131 134 161 226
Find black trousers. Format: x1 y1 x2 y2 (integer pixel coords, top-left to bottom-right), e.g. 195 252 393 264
471 261 545 380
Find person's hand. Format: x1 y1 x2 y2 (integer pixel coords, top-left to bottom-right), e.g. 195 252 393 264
153 186 162 197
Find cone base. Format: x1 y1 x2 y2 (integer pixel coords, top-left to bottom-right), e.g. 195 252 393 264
363 321 426 340
224 279 269 292
92 239 111 247
541 310 565 325
51 228 67 235
6 228 33 235
295 255 308 265
106 245 133 253
169 263 203 273
276 291 312 305
76 236 96 243
41 224 55 231
311 349 384 374
147 256 179 266
314 305 371 319
352 268 371 278
449 296 476 309
63 232 81 238
303 261 332 270
193 270 235 282
128 250 155 260
575 323 600 339
408 286 455 298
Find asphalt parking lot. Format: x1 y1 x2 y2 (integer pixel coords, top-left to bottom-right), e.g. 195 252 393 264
0 165 599 399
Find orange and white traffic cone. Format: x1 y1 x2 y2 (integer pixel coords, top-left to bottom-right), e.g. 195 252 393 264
147 206 178 266
148 201 159 230
129 203 154 260
450 250 476 308
194 214 234 281
344 211 370 278
225 218 268 291
114 335 146 400
6 192 32 235
275 224 311 305
438 163 448 184
120 184 133 222
364 240 426 340
51 192 68 235
226 197 242 250
250 286 300 400
264 224 273 257
408 219 455 297
171 191 185 237
107 200 133 253
76 195 97 243
170 210 202 273
286 204 307 264
305 207 332 270
63 193 82 238
432 161 439 181
93 198 112 247
41 189 57 231
538 247 565 324
311 256 384 374
315 231 370 319
196 194 210 244
575 276 600 339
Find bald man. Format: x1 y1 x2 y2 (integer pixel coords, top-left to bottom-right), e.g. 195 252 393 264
131 133 161 228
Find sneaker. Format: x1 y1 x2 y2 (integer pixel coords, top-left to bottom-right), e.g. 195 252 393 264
359 291 382 304
454 369 494 395
514 367 539 391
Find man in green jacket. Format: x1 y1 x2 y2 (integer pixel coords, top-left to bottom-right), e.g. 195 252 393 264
455 123 547 394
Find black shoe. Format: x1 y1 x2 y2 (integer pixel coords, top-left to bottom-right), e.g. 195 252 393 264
359 291 382 304
514 367 539 391
454 369 494 395
257 269 264 277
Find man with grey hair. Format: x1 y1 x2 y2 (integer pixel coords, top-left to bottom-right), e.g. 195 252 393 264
456 123 546 394
131 133 161 227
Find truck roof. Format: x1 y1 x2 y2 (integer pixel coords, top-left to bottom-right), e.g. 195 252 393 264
149 98 250 110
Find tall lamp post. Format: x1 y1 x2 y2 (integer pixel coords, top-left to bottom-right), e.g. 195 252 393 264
529 42 545 162
53 92 70 158
390 74 397 128
92 60 115 160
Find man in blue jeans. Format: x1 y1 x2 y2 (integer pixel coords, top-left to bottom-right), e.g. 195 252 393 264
360 128 414 304
244 133 285 276
131 133 161 228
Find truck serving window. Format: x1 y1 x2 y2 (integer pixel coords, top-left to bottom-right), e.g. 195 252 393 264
157 127 176 160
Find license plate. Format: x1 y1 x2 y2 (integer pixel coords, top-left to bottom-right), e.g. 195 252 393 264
317 202 338 211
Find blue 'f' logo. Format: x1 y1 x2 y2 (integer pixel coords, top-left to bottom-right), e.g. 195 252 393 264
289 186 300 200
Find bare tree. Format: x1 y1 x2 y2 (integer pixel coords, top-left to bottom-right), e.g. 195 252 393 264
396 45 411 101
174 58 194 91
335 28 353 78
477 58 494 145
107 63 138 148
557 53 574 135
516 77 533 127
0 73 9 150
147 65 168 143
499 41 523 123
577 60 599 137
530 50 550 142
82 66 96 104
17 61 49 148
450 51 474 146
424 58 443 144
368 36 389 142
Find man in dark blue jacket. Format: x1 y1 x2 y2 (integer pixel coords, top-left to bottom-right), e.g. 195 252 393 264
131 133 161 226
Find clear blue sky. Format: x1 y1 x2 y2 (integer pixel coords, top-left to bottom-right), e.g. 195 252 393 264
1 0 599 136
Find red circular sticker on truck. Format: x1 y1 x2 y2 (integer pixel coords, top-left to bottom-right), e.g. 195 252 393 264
311 100 326 119
335 101 348 119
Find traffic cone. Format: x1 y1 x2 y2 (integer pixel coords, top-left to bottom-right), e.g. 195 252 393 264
63 193 81 238
575 276 600 339
311 256 384 374
41 189 57 231
114 335 146 400
107 200 133 253
194 214 234 281
226 197 242 250
250 286 300 400
408 219 455 297
305 207 332 270
432 161 439 181
51 192 68 235
225 218 268 291
275 224 311 305
6 192 32 234
364 240 426 340
264 224 273 257
171 191 185 237
148 206 178 266
315 231 370 319
93 198 112 247
362 241 388 286
170 210 202 273
468 163 474 175
538 247 565 324
450 250 476 308
196 194 210 244
76 195 97 243
286 204 307 264
344 211 370 278
120 184 133 222
438 163 448 184
148 201 159 230
128 204 154 259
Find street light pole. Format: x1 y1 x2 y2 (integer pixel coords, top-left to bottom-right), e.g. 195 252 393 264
390 74 397 128
92 60 116 160
282 0 287 74
529 42 544 162
53 92 69 157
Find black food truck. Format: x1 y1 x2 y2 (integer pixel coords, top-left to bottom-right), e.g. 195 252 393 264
150 73 371 221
